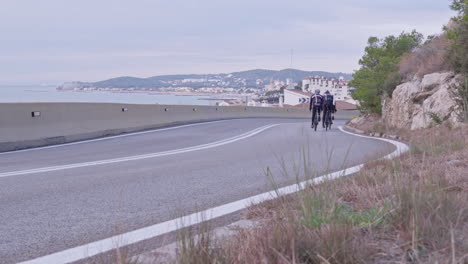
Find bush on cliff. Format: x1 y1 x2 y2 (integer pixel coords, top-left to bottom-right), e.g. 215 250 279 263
446 0 468 122
446 0 468 74
349 31 423 114
399 35 451 81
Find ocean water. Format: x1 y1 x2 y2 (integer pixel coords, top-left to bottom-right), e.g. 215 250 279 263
0 85 219 105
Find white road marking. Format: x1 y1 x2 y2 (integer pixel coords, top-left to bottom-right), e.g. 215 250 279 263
18 126 409 264
338 126 409 160
0 120 229 155
0 124 278 178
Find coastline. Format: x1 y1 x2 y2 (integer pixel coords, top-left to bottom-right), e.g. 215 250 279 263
57 89 248 100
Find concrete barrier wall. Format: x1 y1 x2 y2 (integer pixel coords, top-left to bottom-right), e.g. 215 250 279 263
0 103 358 152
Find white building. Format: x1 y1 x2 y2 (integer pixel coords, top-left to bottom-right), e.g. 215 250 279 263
264 84 276 91
283 89 358 110
181 78 205 83
301 76 356 103
264 80 286 92
286 78 294 90
283 89 312 106
282 75 358 108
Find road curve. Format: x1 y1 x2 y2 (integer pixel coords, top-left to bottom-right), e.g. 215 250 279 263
0 118 395 263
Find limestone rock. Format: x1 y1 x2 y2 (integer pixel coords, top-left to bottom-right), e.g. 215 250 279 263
412 91 434 104
420 72 453 91
383 72 463 130
382 78 421 129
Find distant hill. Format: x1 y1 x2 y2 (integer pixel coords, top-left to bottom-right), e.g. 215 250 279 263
230 69 351 81
58 69 352 90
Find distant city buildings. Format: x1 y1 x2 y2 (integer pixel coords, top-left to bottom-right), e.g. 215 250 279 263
301 76 356 102
283 75 357 108
263 79 287 92
57 72 356 109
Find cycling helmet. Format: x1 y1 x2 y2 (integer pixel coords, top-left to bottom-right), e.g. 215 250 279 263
315 89 320 94
325 90 330 94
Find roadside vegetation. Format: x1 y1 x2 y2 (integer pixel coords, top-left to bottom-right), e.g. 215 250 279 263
349 30 423 113
446 0 468 75
158 123 466 264
447 0 468 122
350 0 468 119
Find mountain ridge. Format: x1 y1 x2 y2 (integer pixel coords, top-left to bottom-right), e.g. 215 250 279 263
59 69 352 90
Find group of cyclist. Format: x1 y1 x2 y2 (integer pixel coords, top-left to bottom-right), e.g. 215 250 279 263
308 89 336 128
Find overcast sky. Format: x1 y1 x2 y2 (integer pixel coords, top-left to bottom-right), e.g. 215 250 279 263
0 0 455 85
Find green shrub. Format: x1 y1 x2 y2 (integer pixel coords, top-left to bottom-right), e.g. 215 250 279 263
453 75 468 122
428 112 443 124
350 31 423 113
446 1 468 74
382 71 402 97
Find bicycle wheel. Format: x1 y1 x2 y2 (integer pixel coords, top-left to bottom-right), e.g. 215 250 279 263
324 111 330 131
323 113 328 131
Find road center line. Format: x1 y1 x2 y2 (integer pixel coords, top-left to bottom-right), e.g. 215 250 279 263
18 126 409 264
0 124 279 178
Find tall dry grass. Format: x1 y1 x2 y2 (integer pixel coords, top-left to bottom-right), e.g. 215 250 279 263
399 35 451 81
164 124 467 264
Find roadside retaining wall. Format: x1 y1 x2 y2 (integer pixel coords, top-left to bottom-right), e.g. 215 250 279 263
0 103 358 152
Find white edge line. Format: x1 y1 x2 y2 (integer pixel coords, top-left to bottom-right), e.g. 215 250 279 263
0 124 278 178
18 125 409 264
338 126 409 160
0 120 229 155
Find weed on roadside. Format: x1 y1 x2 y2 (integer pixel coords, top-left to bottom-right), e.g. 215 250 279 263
150 125 467 264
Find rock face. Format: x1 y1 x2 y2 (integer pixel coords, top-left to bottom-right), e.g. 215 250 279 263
382 72 462 130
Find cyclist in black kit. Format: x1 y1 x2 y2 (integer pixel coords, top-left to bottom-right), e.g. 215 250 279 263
309 89 324 127
322 90 335 127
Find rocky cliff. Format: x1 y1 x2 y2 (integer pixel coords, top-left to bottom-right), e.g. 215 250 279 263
382 72 463 130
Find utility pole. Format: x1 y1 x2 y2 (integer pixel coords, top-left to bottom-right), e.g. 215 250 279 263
289 48 294 89
290 48 293 68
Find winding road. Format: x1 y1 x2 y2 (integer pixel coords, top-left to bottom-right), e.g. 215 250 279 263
0 118 395 263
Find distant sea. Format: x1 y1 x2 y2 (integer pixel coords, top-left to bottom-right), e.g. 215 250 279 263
0 85 220 105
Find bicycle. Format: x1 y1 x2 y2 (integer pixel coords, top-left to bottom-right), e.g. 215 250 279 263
323 108 332 131
311 109 319 131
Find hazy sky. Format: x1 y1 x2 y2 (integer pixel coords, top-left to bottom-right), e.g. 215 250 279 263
0 0 455 85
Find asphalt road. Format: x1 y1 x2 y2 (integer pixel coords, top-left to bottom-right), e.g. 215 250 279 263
0 118 395 263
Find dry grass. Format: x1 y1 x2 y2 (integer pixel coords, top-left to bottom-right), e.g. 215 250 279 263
177 225 222 264
347 113 408 137
163 124 467 264
348 113 384 134
399 35 451 81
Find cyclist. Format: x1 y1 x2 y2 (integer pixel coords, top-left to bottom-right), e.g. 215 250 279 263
322 90 335 127
309 89 324 127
